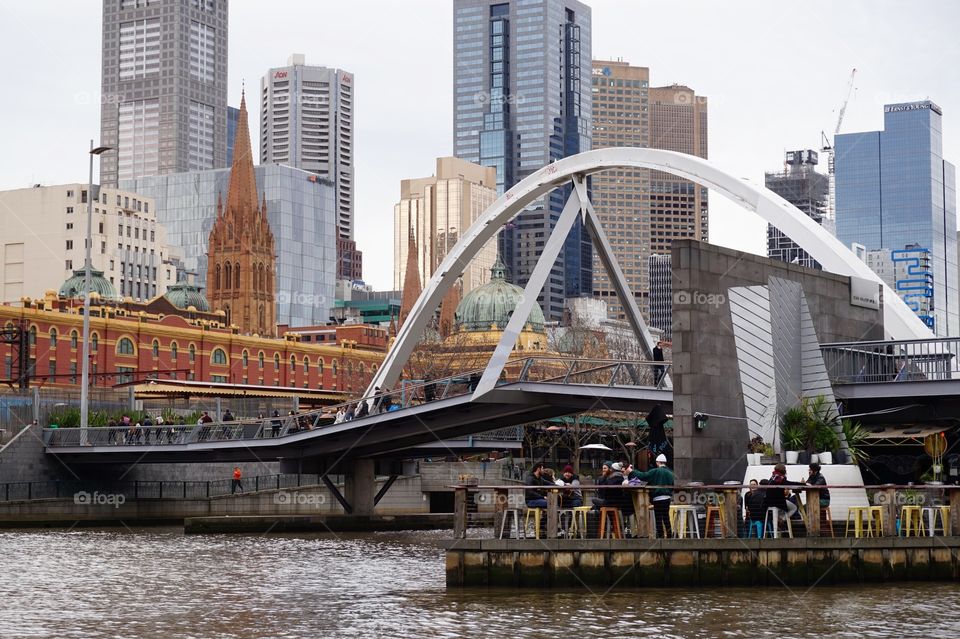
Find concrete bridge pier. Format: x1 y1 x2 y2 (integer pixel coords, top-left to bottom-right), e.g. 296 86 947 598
343 458 375 516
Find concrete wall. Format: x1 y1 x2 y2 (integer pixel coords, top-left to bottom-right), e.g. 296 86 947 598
0 424 65 483
671 241 884 483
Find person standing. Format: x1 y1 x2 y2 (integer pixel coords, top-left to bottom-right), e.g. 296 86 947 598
744 479 766 536
632 453 675 538
231 467 244 494
271 410 282 437
652 340 665 386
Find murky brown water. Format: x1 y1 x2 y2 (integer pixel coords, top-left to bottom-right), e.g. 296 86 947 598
0 527 957 638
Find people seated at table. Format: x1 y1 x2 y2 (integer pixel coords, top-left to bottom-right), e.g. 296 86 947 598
806 463 830 507
744 479 766 534
559 464 583 508
630 453 675 538
766 463 801 519
591 461 629 511
523 462 553 508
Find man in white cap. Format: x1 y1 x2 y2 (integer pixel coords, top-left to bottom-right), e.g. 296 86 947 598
632 453 675 538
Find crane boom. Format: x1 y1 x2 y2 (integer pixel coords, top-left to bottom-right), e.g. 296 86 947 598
834 68 857 135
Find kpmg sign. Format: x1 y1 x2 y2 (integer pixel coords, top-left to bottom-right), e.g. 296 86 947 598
850 276 880 310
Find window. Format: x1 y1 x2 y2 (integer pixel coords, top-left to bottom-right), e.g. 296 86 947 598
48 361 57 380
116 366 135 384
70 363 77 385
68 330 76 349
274 353 280 370
211 348 227 365
170 341 178 360
189 344 196 363
66 223 74 230
318 359 324 375
234 262 240 288
66 240 73 250
151 340 159 358
332 361 338 377
66 207 74 214
242 350 249 367
65 260 73 270
303 356 310 374
91 333 98 352
258 352 264 369
49 328 57 347
117 337 135 355
289 355 296 371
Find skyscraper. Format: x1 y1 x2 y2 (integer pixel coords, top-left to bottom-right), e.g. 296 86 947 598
589 61 708 321
453 0 592 321
260 54 357 278
226 105 240 165
765 150 830 269
100 0 228 187
393 157 498 295
835 100 958 335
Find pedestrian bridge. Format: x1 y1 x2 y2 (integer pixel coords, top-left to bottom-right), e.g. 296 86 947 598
44 357 672 465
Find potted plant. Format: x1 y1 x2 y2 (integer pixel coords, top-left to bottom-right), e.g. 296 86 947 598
746 436 765 465
841 419 870 465
780 406 806 464
814 424 839 465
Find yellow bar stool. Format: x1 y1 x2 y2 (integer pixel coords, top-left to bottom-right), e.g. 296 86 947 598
524 508 544 539
867 506 885 537
900 505 925 537
845 506 870 537
598 507 623 539
569 506 592 539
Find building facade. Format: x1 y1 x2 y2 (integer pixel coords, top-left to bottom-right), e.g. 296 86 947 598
0 183 177 304
100 0 228 187
122 164 337 328
835 100 958 335
206 93 277 337
393 157 498 295
453 0 592 321
260 54 357 279
226 105 240 165
765 149 830 270
0 293 383 395
647 253 672 338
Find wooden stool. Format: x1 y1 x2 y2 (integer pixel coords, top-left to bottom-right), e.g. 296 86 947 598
599 507 623 539
704 504 726 538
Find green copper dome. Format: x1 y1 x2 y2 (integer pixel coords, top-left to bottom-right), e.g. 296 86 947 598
164 283 210 312
59 269 120 301
455 259 545 333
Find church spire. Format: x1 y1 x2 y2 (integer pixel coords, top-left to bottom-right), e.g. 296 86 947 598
399 228 422 329
224 90 259 222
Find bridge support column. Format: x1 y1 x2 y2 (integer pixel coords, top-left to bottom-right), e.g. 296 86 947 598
344 458 376 517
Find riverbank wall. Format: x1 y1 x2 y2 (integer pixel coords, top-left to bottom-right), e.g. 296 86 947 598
444 538 960 587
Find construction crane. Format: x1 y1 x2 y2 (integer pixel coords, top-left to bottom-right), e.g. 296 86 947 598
821 68 857 223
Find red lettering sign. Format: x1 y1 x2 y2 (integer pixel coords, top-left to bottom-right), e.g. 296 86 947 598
274 70 288 79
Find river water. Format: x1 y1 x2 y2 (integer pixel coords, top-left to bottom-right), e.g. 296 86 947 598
1 527 957 638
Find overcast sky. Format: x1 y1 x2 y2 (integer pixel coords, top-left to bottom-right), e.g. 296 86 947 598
1 1 957 290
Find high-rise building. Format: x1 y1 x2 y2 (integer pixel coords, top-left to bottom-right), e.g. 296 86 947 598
589 61 708 321
647 254 672 338
590 60 649 317
99 0 228 187
260 54 357 278
835 100 958 335
122 165 337 328
206 93 277 337
393 157 498 295
226 106 240 165
453 0 592 321
0 183 177 304
648 84 709 255
765 149 830 269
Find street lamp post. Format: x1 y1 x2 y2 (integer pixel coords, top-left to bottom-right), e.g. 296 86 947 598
80 141 112 435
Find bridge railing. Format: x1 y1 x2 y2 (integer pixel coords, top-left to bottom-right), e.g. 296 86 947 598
821 337 959 384
43 357 670 449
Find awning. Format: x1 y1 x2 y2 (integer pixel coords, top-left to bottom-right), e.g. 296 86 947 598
864 425 950 446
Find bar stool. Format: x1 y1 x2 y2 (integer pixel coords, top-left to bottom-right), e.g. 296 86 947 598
900 505 925 537
558 508 575 537
845 506 871 538
763 507 793 538
524 507 544 539
498 508 524 539
867 506 885 536
704 497 726 538
671 505 700 538
599 507 623 539
569 506 591 539
821 506 835 537
921 506 948 536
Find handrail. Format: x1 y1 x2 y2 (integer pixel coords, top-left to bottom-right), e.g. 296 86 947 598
447 483 955 491
0 423 34 456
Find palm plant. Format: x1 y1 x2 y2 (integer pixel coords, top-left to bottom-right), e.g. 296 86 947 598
780 405 807 451
841 419 870 464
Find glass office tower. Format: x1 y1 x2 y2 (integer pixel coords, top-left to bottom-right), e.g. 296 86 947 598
453 0 592 321
835 101 958 335
122 164 337 327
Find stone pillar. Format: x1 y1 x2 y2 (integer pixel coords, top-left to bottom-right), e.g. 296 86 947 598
344 458 375 516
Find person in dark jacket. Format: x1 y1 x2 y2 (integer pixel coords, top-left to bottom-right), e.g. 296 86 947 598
559 464 582 508
744 479 766 535
632 453 675 538
592 461 628 510
766 464 801 518
806 463 830 506
523 462 552 508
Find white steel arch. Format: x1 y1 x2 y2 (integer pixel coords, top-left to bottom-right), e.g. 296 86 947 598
368 147 932 398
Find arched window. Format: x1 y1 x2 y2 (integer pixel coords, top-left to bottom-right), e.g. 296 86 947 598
372 364 378 373
242 350 249 367
273 353 280 370
211 348 227 365
223 304 231 327
117 337 135 355
189 344 196 363
289 355 296 371
348 361 353 375
152 340 159 358
29 326 37 347
258 351 264 369
258 305 265 331
234 262 240 288
359 363 365 375
318 359 324 375
225 263 232 289
215 263 221 290
332 361 338 377
303 356 310 374
170 341 178 360
91 333 99 353
49 328 57 347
